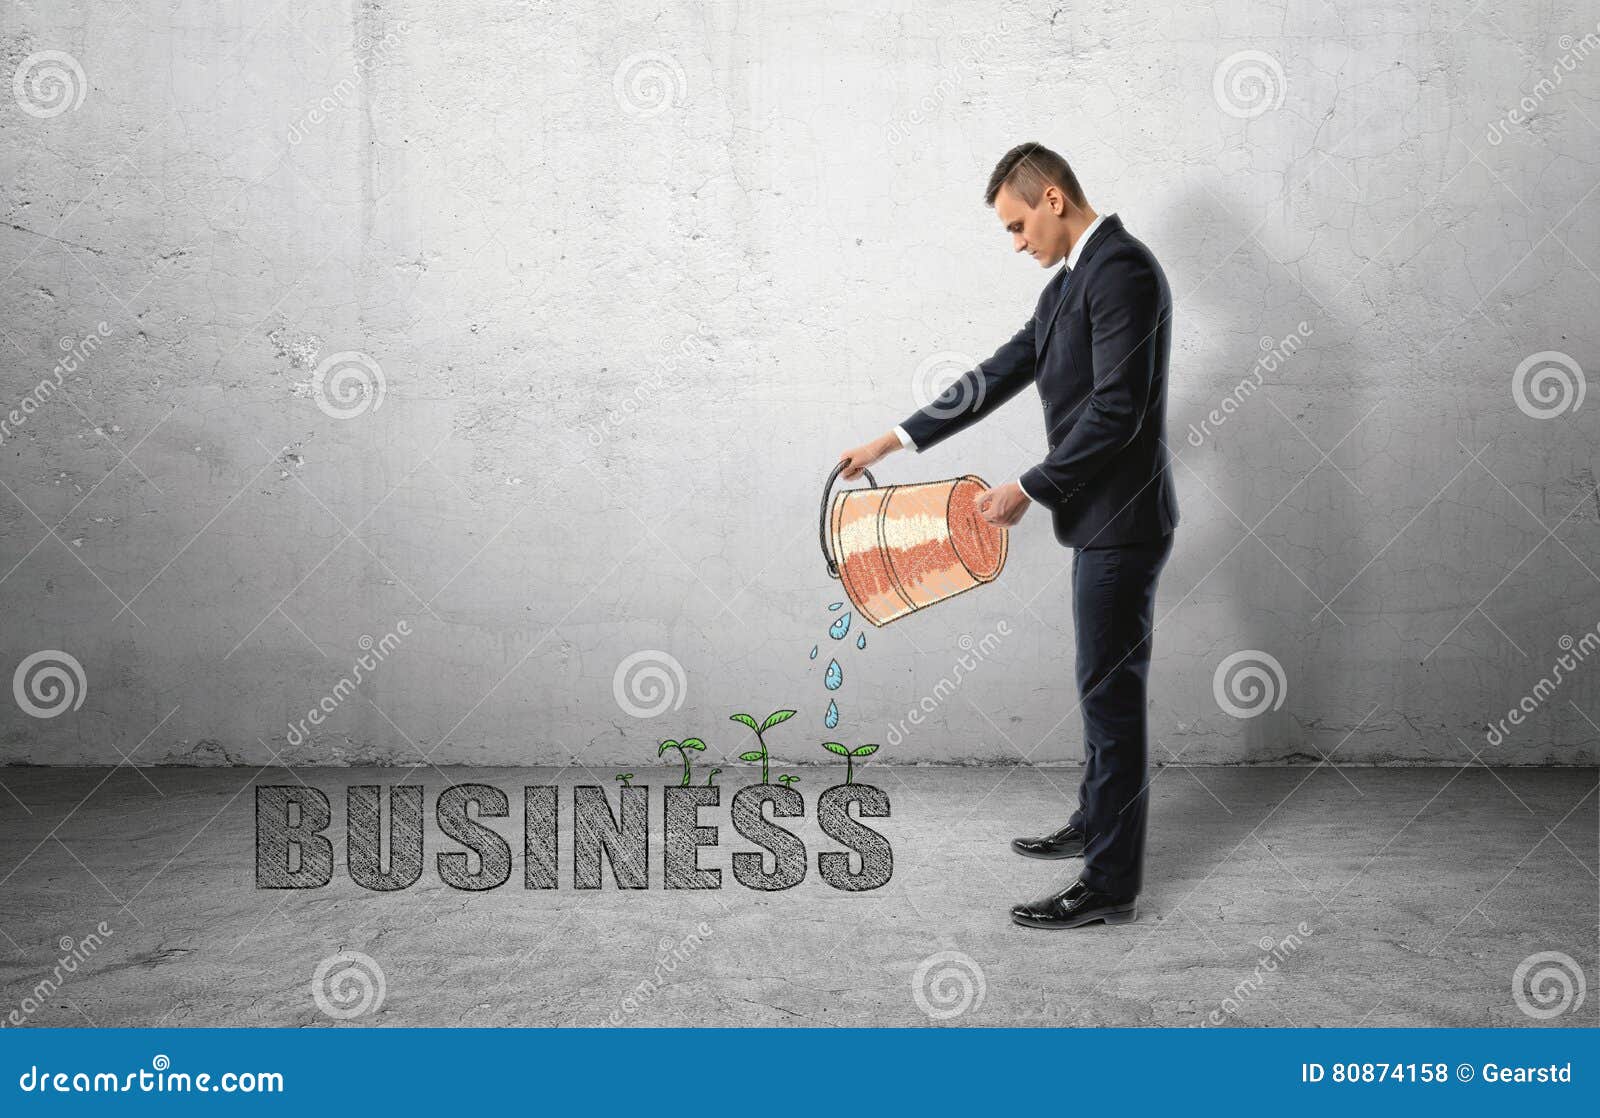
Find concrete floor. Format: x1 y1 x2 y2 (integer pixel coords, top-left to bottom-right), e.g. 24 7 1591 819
0 765 1594 1028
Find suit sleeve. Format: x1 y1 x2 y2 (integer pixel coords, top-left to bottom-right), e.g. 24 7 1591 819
1019 252 1162 504
897 315 1038 453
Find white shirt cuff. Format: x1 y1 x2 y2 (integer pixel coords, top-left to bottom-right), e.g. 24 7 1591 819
1016 475 1040 503
893 425 917 451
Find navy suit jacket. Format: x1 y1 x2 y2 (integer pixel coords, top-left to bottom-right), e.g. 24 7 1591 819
899 213 1179 548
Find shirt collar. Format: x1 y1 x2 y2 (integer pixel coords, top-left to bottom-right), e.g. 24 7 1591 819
1064 212 1110 271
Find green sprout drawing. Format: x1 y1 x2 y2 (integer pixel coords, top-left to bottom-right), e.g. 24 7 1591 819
615 773 634 786
821 742 879 784
776 774 800 789
705 767 722 786
657 737 706 786
730 709 795 784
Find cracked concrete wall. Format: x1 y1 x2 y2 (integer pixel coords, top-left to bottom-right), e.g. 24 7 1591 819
1 1 1596 768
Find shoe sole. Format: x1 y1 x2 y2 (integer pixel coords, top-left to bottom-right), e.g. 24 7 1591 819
1010 843 1085 861
1010 904 1137 929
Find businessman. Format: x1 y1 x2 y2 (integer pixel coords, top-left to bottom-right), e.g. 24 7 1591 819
837 142 1178 929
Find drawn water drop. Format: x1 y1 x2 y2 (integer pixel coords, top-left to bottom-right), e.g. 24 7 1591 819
824 658 843 690
829 611 852 640
857 633 866 649
809 645 818 660
824 699 839 729
828 602 843 611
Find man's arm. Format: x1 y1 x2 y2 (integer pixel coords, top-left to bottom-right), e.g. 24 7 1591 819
1018 253 1163 504
897 314 1039 453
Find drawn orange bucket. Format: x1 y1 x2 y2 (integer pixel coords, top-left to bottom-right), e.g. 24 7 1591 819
820 462 1008 627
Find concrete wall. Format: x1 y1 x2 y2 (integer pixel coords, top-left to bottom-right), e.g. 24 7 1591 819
1 1 1596 768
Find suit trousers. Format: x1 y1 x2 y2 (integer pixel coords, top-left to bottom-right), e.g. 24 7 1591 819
1065 531 1175 898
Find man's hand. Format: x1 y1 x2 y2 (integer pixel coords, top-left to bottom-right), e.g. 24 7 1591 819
838 431 901 481
977 481 1031 527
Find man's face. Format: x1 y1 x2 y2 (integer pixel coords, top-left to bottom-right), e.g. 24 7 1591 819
995 183 1071 268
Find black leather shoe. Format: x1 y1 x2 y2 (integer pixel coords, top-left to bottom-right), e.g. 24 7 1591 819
1010 823 1086 860
1010 878 1137 929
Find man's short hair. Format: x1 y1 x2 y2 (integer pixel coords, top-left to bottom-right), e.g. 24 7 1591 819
984 142 1086 209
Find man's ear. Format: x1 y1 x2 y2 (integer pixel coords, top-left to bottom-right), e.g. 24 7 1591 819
1044 185 1066 216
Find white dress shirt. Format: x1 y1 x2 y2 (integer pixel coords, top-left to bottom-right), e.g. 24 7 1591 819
896 213 1111 506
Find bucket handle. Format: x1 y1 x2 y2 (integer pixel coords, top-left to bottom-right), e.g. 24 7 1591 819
820 460 878 579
